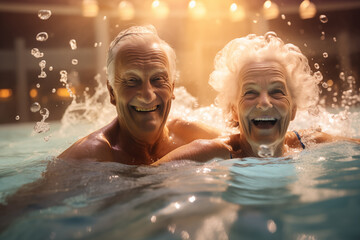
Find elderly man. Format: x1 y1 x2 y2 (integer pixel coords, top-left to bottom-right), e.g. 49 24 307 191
58 25 218 165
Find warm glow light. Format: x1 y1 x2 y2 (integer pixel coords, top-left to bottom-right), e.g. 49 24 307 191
263 0 279 20
0 89 12 99
188 0 206 19
229 3 246 22
29 88 38 98
56 88 76 98
118 1 135 20
299 0 316 19
82 0 99 17
151 0 169 19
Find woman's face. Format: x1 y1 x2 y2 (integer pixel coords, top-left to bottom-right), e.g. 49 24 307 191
234 60 297 149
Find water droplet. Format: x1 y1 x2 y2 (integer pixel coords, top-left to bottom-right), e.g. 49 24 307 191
85 87 89 91
49 66 53 71
38 10 52 20
253 20 258 24
314 63 320 69
94 42 98 47
36 32 48 41
71 59 78 65
322 82 328 88
31 48 44 58
36 83 40 88
314 71 323 81
115 24 119 28
30 102 41 112
15 115 20 120
347 75 355 84
287 21 291 26
39 60 46 68
103 16 107 20
319 14 328 23
60 70 68 84
52 88 56 93
38 72 47 78
40 108 49 118
323 52 328 58
69 39 77 50
304 43 308 47
333 37 337 42
258 145 274 158
339 72 345 81
281 14 285 20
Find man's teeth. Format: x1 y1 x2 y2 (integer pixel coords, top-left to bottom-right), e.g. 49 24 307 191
134 106 158 112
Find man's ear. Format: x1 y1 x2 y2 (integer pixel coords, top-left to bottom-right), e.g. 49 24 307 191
291 104 297 121
171 82 175 100
107 80 116 105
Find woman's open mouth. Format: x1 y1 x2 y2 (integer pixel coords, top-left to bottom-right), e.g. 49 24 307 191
251 117 277 129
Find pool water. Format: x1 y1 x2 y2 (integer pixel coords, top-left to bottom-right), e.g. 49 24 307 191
0 117 360 239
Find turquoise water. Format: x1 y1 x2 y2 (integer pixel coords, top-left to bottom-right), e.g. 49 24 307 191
0 121 360 239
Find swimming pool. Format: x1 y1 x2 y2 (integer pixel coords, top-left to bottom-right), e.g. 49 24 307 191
1 100 360 240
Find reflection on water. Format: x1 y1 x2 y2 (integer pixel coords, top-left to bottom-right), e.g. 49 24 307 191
0 125 359 240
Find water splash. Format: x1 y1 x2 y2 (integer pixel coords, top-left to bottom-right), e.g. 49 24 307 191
30 102 41 112
31 48 44 58
36 32 48 41
69 39 77 50
59 70 75 99
319 14 328 23
258 145 274 158
33 108 50 135
38 10 52 20
38 60 47 78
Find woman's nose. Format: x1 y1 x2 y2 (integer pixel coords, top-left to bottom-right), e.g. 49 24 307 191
256 92 273 110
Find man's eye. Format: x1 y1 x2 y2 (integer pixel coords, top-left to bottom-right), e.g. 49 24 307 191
126 78 139 86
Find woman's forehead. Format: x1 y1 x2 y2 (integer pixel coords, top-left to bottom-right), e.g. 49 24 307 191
239 60 286 79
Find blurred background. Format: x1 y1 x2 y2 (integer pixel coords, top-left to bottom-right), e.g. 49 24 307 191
0 0 359 124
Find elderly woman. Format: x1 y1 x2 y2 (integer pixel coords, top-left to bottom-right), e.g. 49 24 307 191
155 32 359 164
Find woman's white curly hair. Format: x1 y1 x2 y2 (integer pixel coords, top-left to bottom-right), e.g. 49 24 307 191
209 32 320 125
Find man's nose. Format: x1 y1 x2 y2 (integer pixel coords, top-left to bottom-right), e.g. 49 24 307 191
137 81 156 103
256 92 273 110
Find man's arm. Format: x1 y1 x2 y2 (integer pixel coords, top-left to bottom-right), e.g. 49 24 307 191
167 118 221 143
153 139 231 166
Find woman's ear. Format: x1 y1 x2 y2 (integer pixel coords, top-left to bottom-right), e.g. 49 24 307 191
291 104 297 121
107 81 116 105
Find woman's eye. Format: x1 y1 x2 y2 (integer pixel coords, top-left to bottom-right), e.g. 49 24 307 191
271 89 285 95
244 90 257 96
126 78 139 86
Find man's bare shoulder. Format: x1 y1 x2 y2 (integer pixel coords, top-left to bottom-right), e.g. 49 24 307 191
58 128 114 162
167 118 221 143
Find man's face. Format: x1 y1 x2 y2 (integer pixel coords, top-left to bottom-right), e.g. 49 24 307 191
234 60 296 148
109 36 174 143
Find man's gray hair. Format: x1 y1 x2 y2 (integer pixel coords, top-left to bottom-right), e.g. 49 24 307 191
106 25 178 86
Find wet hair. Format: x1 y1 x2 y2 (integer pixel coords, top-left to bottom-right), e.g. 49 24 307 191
106 25 178 86
209 32 320 125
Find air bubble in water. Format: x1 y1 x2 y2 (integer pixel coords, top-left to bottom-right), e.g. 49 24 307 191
319 14 328 23
36 32 48 41
323 52 328 58
333 37 337 42
38 10 52 20
30 102 41 112
36 83 40 88
314 71 323 81
71 59 78 65
39 60 46 68
322 82 328 88
339 72 345 81
314 63 320 69
69 39 77 50
15 115 20 120
38 60 47 78
287 21 291 26
31 48 44 58
52 88 56 93
258 145 274 158
281 14 285 20
60 70 67 84
49 66 53 71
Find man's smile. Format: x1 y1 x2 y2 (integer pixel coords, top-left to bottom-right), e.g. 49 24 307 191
132 105 159 112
